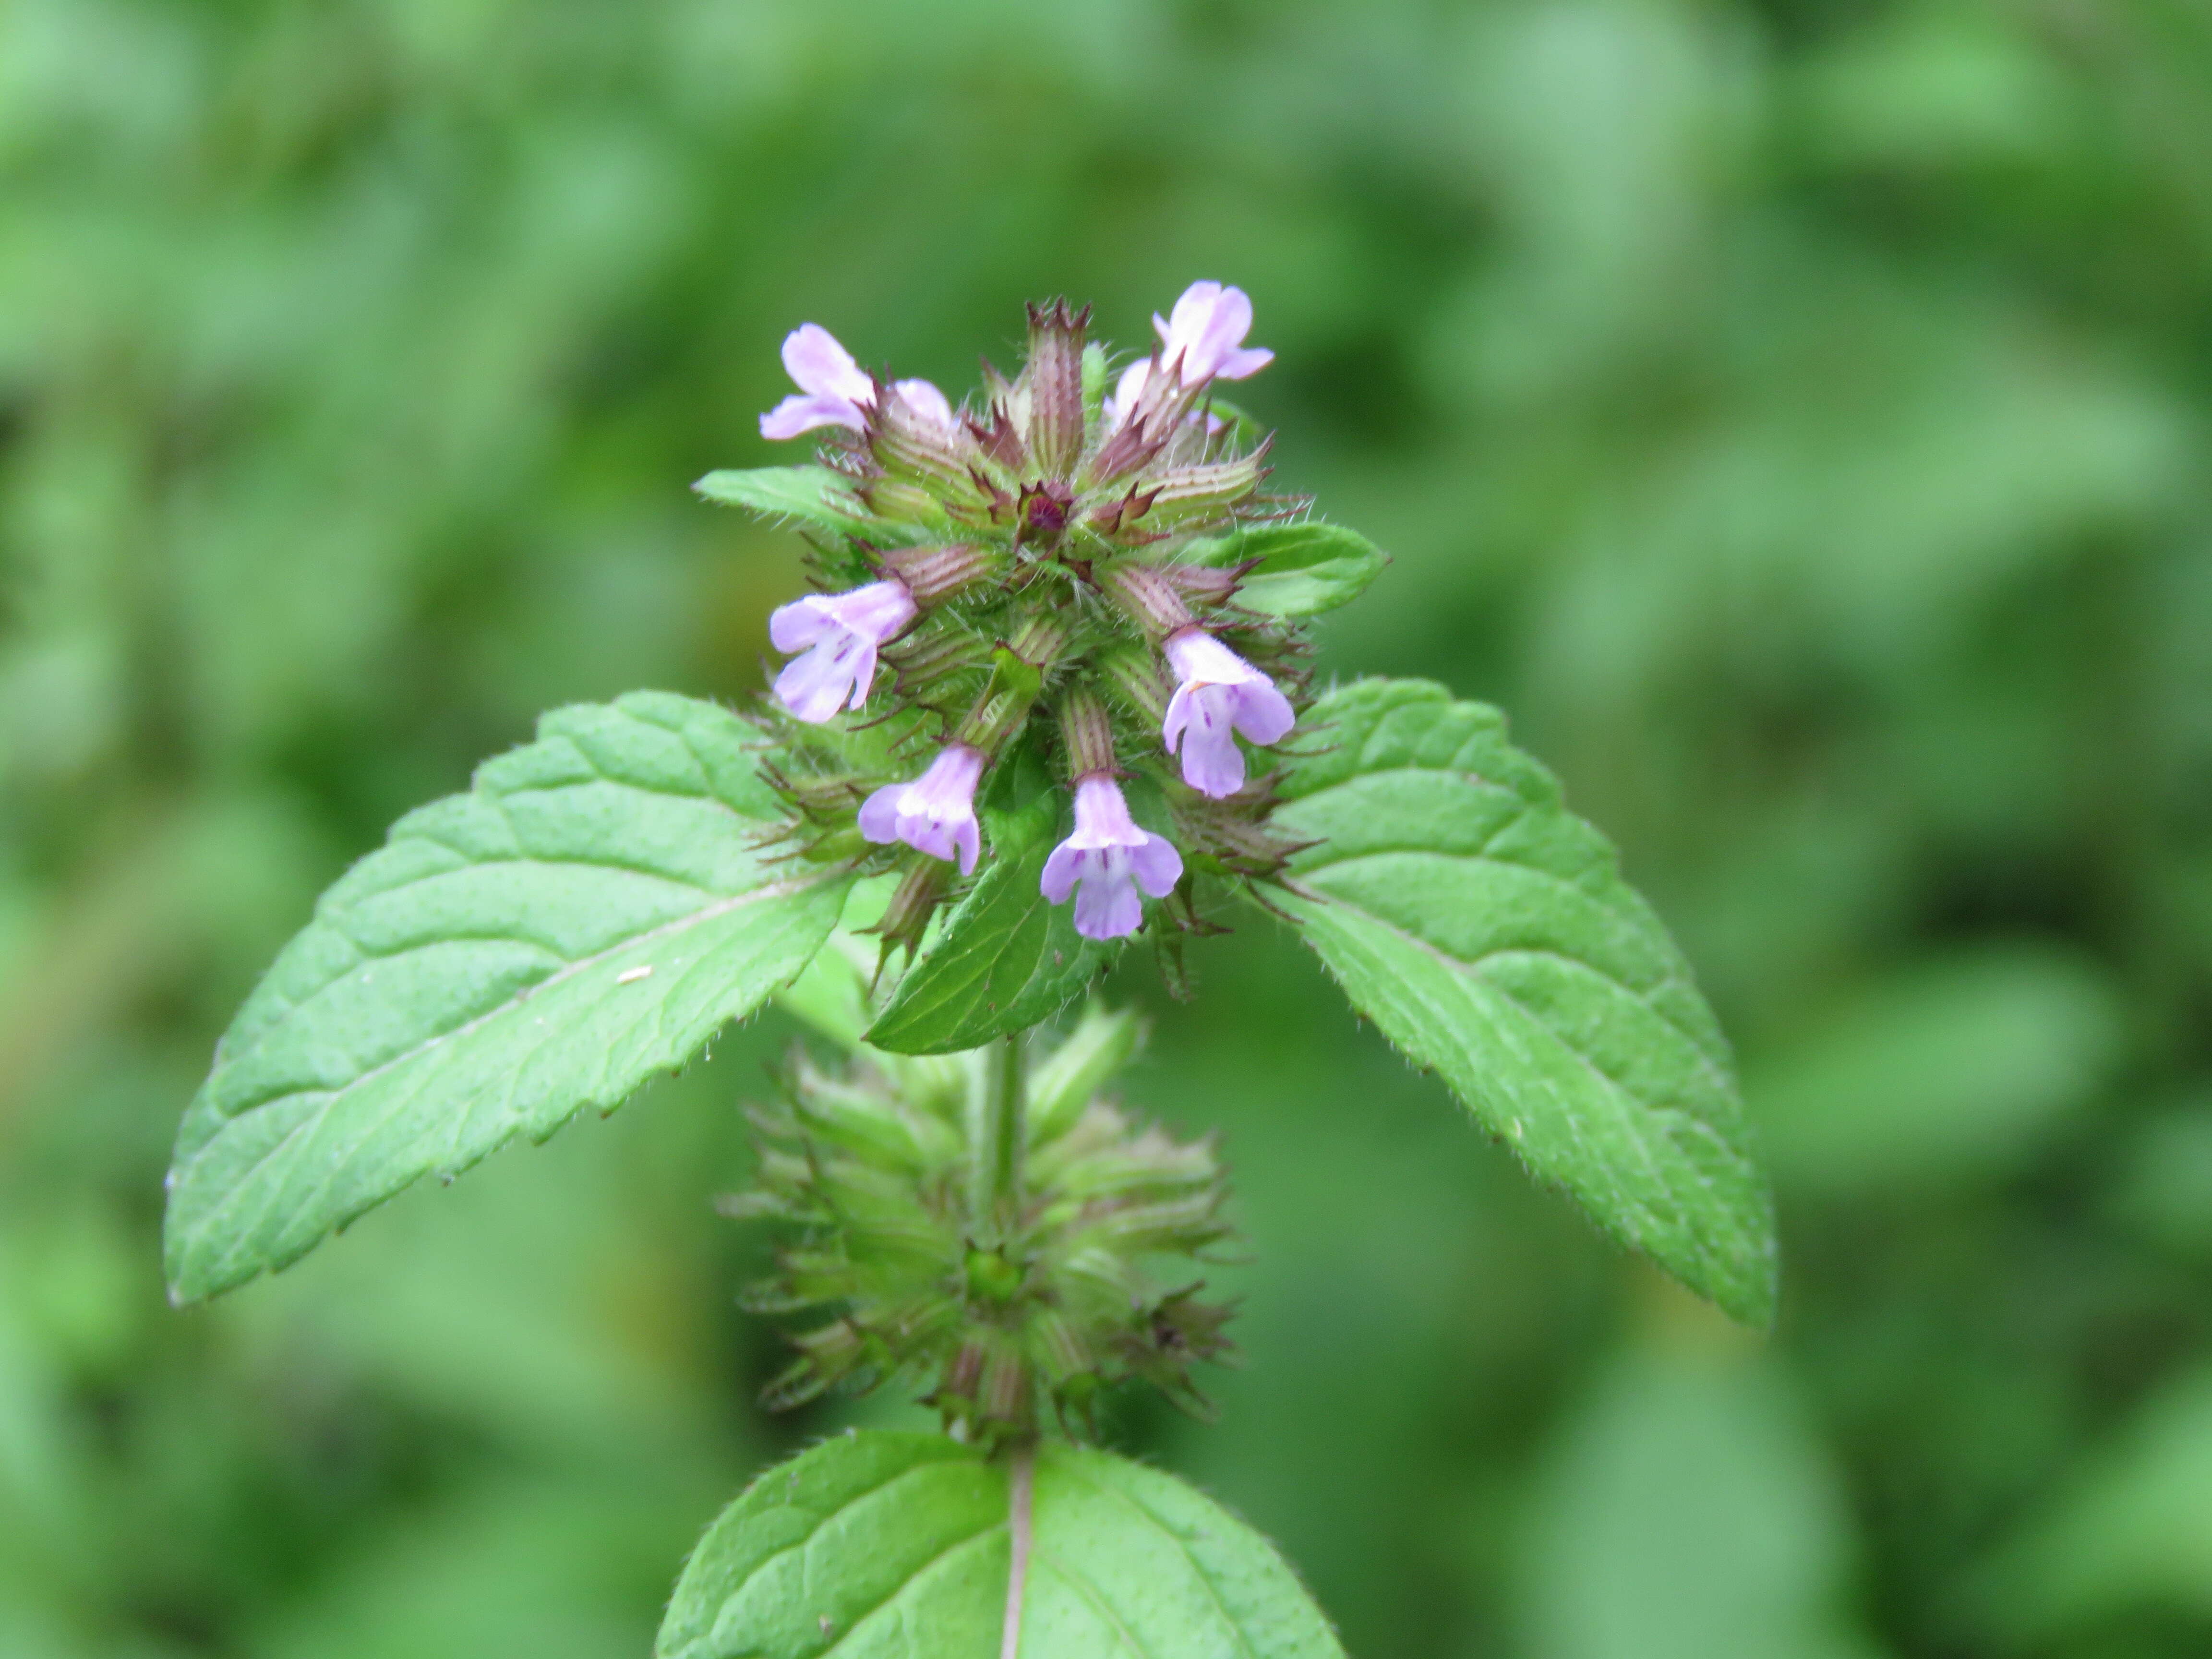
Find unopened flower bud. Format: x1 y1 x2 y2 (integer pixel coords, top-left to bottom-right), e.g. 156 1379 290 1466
871 380 977 500
875 858 951 954
1005 612 1070 670
1024 300 1089 479
1018 479 1077 541
1097 644 1171 726
952 612 1071 755
1159 563 1244 603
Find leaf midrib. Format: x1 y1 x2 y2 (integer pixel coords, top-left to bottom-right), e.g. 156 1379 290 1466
1282 888 1690 1216
1288 848 1730 1095
177 875 830 1262
1050 1457 1262 1659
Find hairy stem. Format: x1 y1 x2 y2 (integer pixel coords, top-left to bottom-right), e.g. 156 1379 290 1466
968 1032 1026 1239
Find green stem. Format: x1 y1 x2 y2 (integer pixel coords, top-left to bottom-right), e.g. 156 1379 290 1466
968 1033 1026 1240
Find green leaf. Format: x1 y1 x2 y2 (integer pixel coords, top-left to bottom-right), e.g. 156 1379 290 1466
657 1430 1344 1659
1268 678 1777 1326
1183 520 1388 617
694 465 924 545
775 876 901 1050
163 692 849 1304
865 792 1108 1056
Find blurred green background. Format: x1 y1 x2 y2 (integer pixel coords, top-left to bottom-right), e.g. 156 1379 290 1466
6 0 2212 1653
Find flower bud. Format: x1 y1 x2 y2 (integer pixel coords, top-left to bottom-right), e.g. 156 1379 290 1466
875 857 951 954
1096 644 1171 726
1023 300 1089 480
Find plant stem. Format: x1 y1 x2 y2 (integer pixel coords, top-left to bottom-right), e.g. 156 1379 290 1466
969 1032 1026 1240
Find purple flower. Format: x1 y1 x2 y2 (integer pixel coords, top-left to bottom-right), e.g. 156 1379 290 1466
888 377 956 430
769 579 917 722
759 323 953 440
859 743 986 873
1040 776 1183 941
1104 282 1272 429
1157 281 1274 387
1161 627 1297 798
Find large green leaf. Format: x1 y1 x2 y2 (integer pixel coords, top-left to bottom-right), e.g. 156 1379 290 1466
1182 520 1387 616
658 1430 1343 1659
1269 678 1777 1326
865 791 1108 1057
163 692 848 1304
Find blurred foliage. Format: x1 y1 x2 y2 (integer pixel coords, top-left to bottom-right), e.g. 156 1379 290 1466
4 0 2212 1654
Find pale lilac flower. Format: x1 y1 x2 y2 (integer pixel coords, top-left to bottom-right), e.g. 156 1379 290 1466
1103 282 1271 430
1104 356 1155 427
859 743 986 873
891 377 956 430
1160 627 1297 798
1154 281 1274 388
769 579 917 722
760 323 953 440
1040 776 1183 941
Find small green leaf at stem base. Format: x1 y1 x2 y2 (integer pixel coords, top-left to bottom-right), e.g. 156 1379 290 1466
656 1430 1345 1659
1266 677 1778 1327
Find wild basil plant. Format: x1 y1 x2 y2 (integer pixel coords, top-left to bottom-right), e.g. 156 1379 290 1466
162 284 1778 1656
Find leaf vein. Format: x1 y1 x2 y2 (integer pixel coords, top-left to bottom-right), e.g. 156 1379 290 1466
180 877 829 1259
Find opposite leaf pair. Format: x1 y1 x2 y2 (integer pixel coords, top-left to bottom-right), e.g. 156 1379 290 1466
163 681 1777 1328
158 284 1780 1659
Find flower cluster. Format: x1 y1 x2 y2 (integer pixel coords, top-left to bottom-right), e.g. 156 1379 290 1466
726 1007 1235 1441
736 283 1312 947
